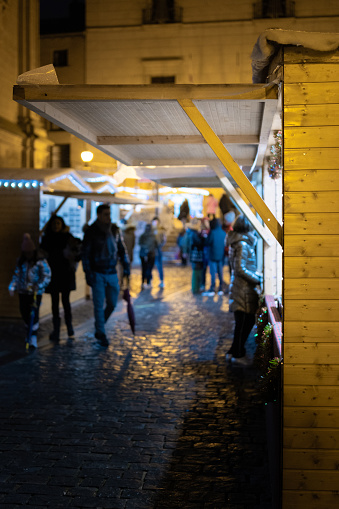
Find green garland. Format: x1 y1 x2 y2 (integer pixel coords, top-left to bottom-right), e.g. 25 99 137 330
254 299 282 403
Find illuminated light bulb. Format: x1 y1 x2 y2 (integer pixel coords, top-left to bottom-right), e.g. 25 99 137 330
18 182 23 188
32 181 38 188
11 182 16 188
25 182 30 188
81 151 94 163
4 182 9 187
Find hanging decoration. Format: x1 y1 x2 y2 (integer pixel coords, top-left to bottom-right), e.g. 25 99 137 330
254 296 283 403
268 130 282 180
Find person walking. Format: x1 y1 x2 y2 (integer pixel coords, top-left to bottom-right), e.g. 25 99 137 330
200 217 210 292
9 233 51 350
152 216 166 288
119 219 136 287
82 204 130 347
186 218 204 294
40 215 81 342
139 223 158 289
202 218 226 296
226 215 262 366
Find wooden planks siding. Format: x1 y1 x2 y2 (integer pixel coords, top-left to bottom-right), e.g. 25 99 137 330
0 188 40 318
283 47 339 509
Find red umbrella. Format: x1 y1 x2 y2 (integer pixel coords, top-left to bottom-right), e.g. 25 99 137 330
122 285 135 335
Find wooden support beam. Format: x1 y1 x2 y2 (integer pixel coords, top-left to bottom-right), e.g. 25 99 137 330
178 98 282 245
97 135 259 145
13 83 278 102
211 164 274 246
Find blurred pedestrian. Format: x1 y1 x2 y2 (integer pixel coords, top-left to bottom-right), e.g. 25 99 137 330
176 228 189 266
139 223 158 289
40 215 82 342
205 193 218 219
82 204 130 347
200 217 210 292
226 215 262 366
202 218 226 296
152 216 166 288
178 198 190 225
119 219 136 286
186 218 204 294
9 233 51 350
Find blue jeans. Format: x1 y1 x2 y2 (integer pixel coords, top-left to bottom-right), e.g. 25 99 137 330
155 249 164 282
209 260 223 291
91 272 120 336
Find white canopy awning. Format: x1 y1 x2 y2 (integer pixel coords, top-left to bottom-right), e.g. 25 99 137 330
13 80 281 245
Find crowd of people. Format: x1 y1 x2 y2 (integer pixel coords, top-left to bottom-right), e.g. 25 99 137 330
8 199 262 365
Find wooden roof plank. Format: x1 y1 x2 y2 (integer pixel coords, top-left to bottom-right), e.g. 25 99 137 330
97 134 259 145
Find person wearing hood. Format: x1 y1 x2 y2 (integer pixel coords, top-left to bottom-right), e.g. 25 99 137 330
40 215 82 342
82 204 130 347
226 215 262 366
9 233 51 350
139 223 158 289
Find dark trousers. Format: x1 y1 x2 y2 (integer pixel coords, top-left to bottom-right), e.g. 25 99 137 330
229 310 255 358
140 253 155 284
51 290 73 332
18 293 42 336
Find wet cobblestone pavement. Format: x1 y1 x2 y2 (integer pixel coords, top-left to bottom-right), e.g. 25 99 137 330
0 265 272 508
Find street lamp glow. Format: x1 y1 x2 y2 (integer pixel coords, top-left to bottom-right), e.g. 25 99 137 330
81 151 94 163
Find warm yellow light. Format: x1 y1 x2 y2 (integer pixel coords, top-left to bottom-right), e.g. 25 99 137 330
81 151 94 163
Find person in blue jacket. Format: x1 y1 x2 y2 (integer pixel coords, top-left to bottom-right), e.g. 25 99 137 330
202 218 226 296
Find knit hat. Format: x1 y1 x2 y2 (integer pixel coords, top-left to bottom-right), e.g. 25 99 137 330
21 233 35 252
224 211 236 226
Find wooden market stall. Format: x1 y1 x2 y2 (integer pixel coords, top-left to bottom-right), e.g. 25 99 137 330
254 30 339 508
13 29 339 507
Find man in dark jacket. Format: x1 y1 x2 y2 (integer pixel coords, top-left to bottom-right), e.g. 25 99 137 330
202 218 226 296
82 204 130 347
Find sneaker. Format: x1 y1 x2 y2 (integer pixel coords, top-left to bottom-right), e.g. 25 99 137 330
95 332 109 347
202 291 215 297
218 290 224 296
159 281 165 288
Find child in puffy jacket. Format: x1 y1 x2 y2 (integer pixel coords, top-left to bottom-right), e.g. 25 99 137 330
9 233 51 350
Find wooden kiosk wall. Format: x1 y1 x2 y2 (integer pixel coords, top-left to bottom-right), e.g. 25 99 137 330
0 186 40 318
283 46 339 508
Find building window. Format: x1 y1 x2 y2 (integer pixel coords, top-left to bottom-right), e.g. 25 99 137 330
151 76 176 84
51 144 70 168
53 49 68 67
143 0 182 24
253 0 295 18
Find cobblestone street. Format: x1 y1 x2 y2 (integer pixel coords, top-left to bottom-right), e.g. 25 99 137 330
0 265 272 508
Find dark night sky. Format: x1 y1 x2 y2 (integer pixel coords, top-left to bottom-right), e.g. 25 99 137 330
40 0 73 20
40 0 85 33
